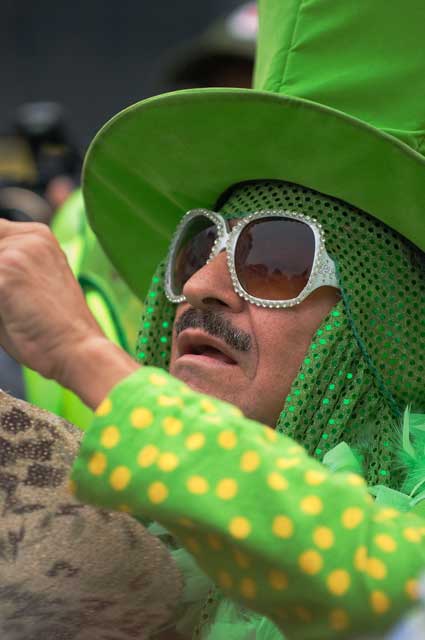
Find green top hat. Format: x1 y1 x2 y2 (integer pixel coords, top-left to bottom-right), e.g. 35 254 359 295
83 0 425 300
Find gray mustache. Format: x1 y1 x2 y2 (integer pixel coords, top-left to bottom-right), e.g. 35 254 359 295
174 308 251 352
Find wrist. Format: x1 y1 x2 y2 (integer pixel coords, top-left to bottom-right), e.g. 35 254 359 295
57 335 140 410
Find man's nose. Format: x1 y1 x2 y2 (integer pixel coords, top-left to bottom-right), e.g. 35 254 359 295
182 250 245 312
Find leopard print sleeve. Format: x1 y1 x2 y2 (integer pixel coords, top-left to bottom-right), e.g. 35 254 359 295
0 390 183 640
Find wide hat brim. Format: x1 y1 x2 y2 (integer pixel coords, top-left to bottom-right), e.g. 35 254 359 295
83 87 425 300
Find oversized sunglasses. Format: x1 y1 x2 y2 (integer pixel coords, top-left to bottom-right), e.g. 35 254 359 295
165 209 339 309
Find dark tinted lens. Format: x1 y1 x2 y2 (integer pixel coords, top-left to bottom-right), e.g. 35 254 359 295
172 216 217 294
235 217 315 300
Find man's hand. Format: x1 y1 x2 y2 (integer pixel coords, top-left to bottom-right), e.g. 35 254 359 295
0 220 139 408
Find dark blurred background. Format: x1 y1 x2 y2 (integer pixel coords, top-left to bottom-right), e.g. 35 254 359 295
1 0 244 151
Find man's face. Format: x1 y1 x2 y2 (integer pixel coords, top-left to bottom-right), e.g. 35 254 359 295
169 246 339 427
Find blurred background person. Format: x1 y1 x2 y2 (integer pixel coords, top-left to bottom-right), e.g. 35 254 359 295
159 1 257 90
0 101 80 223
0 101 81 400
14 101 80 212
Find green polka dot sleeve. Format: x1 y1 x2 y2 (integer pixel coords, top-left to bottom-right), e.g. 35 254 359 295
71 367 425 639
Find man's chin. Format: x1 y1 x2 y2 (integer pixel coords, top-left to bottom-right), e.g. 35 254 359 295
169 358 242 402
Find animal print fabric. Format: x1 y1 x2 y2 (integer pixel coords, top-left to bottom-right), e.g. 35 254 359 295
0 390 183 639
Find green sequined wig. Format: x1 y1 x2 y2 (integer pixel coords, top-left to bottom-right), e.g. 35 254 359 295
136 181 425 490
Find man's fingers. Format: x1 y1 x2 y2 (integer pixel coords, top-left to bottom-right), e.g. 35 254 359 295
0 226 64 276
0 218 55 239
0 220 62 266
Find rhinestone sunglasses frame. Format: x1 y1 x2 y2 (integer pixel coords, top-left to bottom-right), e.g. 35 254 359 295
165 209 339 309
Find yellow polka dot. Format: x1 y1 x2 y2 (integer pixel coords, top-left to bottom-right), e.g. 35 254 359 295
342 507 364 529
267 472 288 491
354 546 368 571
131 407 153 429
218 430 237 449
327 570 351 596
206 534 223 550
240 577 256 599
374 508 399 522
288 444 303 454
148 481 168 504
272 515 294 538
294 606 312 622
263 426 278 442
177 517 194 528
137 444 159 467
366 557 387 580
158 395 184 408
229 516 251 539
88 452 107 476
149 373 168 386
110 466 131 491
233 548 251 568
300 495 323 515
68 479 76 495
187 476 209 495
313 526 335 550
405 579 420 600
162 416 183 435
347 473 365 487
200 398 217 413
229 406 243 417
217 570 233 589
299 550 323 575
100 425 120 448
276 457 300 470
179 384 191 394
329 609 349 632
216 478 238 500
157 452 179 472
403 527 422 543
370 590 390 614
241 450 260 472
96 397 112 417
185 432 206 450
374 533 397 553
305 469 326 485
184 536 201 554
268 569 288 590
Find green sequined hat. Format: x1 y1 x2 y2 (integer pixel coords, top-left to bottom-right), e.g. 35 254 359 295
83 0 425 301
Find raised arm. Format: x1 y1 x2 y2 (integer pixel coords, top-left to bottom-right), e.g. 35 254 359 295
72 366 425 640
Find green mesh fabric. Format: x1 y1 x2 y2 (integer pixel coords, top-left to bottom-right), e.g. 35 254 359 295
136 267 175 366
136 180 425 490
277 300 400 487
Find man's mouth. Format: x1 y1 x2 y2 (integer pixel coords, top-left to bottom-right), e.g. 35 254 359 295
177 331 238 366
186 344 236 365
